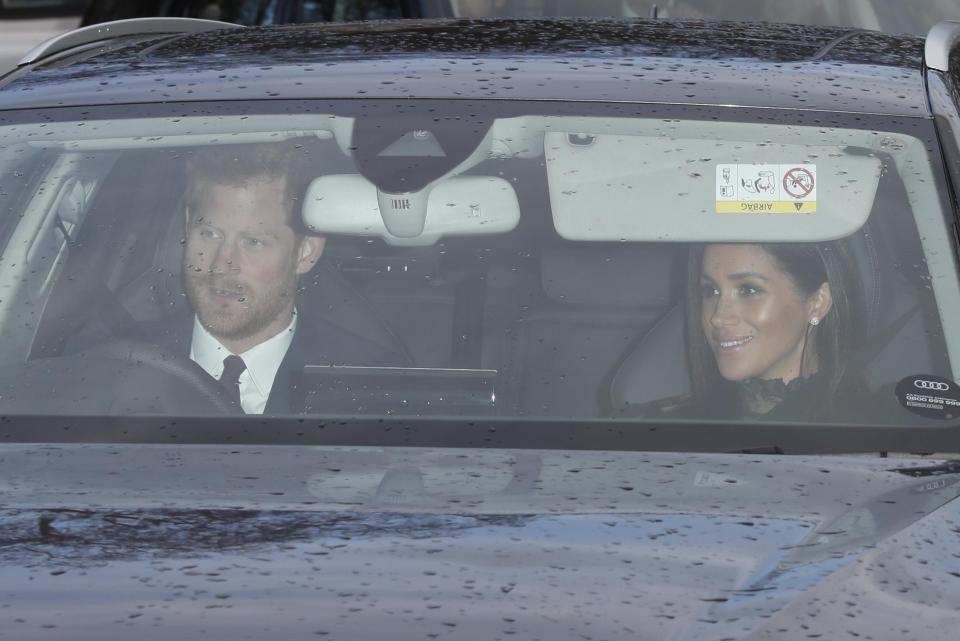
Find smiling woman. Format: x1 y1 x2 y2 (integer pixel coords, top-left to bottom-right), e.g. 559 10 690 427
683 242 863 421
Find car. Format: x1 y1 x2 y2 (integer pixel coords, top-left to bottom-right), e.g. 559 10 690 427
0 14 959 640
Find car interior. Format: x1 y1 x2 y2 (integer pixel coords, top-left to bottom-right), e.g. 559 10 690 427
0 112 955 422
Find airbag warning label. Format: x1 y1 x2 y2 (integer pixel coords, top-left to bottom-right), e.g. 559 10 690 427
716 164 817 213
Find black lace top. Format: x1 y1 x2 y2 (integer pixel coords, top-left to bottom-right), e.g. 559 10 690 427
737 375 820 418
638 372 864 422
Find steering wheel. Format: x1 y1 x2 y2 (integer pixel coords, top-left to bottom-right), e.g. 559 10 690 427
90 339 241 414
0 339 241 415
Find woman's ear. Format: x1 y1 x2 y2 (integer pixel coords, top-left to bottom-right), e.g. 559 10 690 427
808 282 833 324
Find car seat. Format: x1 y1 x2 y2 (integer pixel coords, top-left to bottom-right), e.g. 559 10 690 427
481 243 684 417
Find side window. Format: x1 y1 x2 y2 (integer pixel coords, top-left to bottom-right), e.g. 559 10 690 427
19 153 113 298
0 151 116 362
26 173 95 294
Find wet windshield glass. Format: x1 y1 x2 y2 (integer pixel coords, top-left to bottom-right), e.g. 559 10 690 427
0 100 955 428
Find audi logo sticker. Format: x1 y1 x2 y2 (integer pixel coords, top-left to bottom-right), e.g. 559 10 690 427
896 374 960 420
914 380 950 391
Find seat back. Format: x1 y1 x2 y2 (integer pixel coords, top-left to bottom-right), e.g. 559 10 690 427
482 244 683 417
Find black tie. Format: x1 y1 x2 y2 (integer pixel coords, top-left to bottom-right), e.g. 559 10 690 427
219 354 247 409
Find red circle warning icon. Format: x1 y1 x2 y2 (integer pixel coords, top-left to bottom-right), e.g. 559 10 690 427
783 167 814 199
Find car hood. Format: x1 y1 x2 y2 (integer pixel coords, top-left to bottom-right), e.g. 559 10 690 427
1 444 959 640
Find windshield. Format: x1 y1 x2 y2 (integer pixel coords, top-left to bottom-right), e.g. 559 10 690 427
442 0 960 36
0 100 956 435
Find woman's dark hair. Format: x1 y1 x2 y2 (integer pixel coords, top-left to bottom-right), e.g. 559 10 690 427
685 241 863 415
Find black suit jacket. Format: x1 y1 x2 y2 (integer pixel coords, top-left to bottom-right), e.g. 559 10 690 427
152 313 406 414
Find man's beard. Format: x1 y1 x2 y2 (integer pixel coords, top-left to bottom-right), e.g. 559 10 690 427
184 270 296 343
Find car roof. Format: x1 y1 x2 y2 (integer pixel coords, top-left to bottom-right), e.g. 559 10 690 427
0 18 928 115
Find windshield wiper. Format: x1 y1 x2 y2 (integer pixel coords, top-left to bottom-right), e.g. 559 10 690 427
890 459 960 477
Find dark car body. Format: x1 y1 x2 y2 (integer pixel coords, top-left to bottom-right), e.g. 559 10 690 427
2 445 959 640
0 19 932 110
1 17 960 641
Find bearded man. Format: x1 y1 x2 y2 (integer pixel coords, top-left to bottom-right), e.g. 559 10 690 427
180 142 400 414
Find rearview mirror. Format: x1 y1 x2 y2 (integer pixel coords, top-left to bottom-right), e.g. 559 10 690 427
303 174 520 246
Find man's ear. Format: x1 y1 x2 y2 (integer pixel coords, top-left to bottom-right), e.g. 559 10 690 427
808 282 833 323
295 235 326 275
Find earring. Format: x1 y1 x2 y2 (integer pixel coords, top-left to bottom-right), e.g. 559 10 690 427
810 317 820 326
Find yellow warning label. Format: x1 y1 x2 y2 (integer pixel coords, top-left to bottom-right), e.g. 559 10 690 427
715 163 817 214
716 201 817 214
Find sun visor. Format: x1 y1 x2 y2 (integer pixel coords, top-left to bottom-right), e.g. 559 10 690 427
545 133 881 242
303 175 520 246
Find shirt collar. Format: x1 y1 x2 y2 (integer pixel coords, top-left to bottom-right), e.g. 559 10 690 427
189 311 298 398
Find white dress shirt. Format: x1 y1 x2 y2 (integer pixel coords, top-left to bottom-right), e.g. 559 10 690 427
189 312 297 414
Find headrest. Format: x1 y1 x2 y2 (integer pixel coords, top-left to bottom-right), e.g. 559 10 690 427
539 246 681 308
